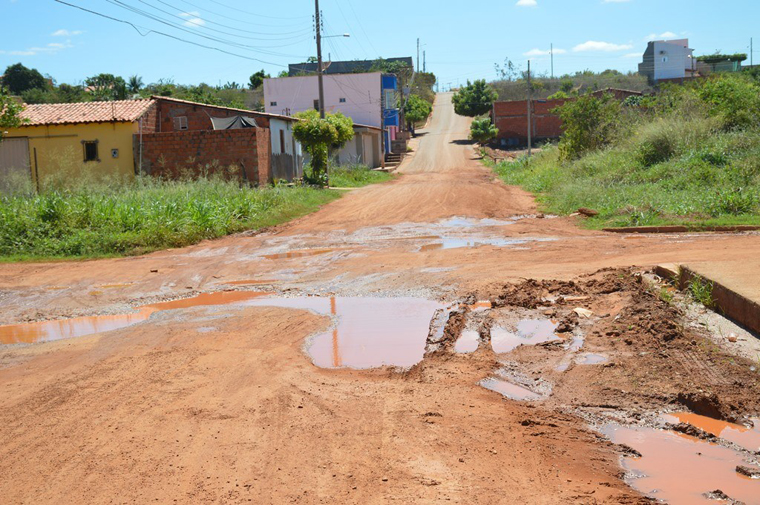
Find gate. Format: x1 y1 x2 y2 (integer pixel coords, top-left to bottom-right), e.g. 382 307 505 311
0 138 32 193
271 152 304 182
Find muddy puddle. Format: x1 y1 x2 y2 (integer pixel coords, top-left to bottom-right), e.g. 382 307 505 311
454 330 480 353
662 412 760 452
263 249 336 260
0 291 269 345
419 237 555 252
480 377 541 401
576 353 608 365
601 424 760 504
491 319 560 354
242 297 444 369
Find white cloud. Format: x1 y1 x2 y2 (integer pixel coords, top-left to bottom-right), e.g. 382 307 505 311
644 31 677 41
623 52 642 58
0 41 73 57
602 0 632 3
524 48 567 57
180 11 205 27
572 40 633 52
51 29 83 37
516 0 537 6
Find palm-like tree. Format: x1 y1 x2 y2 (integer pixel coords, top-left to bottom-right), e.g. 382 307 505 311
128 75 144 94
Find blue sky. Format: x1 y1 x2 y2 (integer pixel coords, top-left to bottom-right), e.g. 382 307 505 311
2 0 757 87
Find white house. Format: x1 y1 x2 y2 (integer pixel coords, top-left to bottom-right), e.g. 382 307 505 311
264 72 386 127
639 39 696 83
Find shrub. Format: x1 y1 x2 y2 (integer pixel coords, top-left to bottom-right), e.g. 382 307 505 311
695 74 760 129
452 80 498 117
555 93 621 160
469 117 498 146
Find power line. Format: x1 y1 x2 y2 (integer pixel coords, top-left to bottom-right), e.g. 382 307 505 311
171 0 309 27
140 0 313 36
54 0 303 66
205 0 311 20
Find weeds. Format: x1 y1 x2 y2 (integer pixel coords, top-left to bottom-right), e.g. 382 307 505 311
327 164 393 188
0 176 341 260
688 275 715 309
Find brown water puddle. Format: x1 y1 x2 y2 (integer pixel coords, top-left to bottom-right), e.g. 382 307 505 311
454 330 480 354
480 377 541 401
263 249 336 260
468 301 493 312
0 291 268 345
602 424 760 504
491 319 560 354
222 279 278 286
419 237 553 252
662 413 760 453
576 353 608 365
242 297 444 369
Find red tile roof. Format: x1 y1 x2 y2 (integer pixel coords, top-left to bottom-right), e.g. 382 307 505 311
19 99 155 126
151 96 299 122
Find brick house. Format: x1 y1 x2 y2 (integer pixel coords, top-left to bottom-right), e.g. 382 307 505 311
491 88 643 147
139 97 303 183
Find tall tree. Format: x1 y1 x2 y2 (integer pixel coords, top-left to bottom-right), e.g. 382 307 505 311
1 63 47 95
293 109 354 186
128 75 144 94
452 80 498 117
248 70 270 90
85 73 128 101
0 87 26 139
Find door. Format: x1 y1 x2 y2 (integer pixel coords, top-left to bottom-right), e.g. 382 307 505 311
0 138 31 193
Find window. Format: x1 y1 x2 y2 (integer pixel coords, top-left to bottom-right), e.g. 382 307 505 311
82 140 99 162
313 99 320 110
339 97 346 103
173 116 188 130
662 56 669 63
270 101 278 107
384 90 397 109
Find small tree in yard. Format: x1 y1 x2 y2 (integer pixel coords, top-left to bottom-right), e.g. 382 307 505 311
469 117 498 147
1 87 25 140
403 94 432 133
452 79 498 117
555 93 621 160
293 110 354 186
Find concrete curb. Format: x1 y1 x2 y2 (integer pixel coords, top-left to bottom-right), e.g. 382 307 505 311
604 225 760 234
655 264 760 336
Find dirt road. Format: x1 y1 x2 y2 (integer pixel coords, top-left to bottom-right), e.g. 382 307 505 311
1 93 759 504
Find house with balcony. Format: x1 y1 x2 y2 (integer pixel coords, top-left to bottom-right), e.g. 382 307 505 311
639 39 696 84
263 71 402 160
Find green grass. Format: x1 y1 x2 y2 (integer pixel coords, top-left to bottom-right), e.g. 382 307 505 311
488 119 760 229
0 176 341 261
328 164 394 188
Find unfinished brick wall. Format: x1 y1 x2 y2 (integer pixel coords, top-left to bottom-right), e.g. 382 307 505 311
153 98 271 132
137 128 271 184
493 99 568 146
137 101 159 134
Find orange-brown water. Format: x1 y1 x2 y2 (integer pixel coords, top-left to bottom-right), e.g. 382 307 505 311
602 424 760 504
479 377 541 401
662 412 760 452
0 291 268 345
491 319 560 354
242 297 443 369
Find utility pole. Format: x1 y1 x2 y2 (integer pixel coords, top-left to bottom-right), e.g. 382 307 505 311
752 38 754 67
417 38 421 73
315 0 326 119
423 50 426 73
527 60 532 157
550 43 554 79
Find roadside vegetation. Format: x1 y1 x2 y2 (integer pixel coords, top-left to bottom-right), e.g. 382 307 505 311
328 164 393 188
0 175 342 260
489 74 760 228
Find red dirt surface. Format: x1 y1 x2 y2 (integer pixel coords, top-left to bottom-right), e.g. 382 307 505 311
0 93 758 504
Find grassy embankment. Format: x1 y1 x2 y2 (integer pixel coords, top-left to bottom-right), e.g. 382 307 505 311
0 162 394 261
488 75 760 229
329 164 394 188
0 177 344 261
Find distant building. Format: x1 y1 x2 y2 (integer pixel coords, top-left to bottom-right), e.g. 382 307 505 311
263 72 401 155
288 57 413 77
638 39 696 83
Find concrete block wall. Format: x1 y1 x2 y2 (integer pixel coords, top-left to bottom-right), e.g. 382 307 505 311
137 128 270 184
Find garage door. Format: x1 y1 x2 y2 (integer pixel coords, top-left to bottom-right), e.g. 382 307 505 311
0 138 31 192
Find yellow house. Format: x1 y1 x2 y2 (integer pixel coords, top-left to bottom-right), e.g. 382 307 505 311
0 100 156 190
